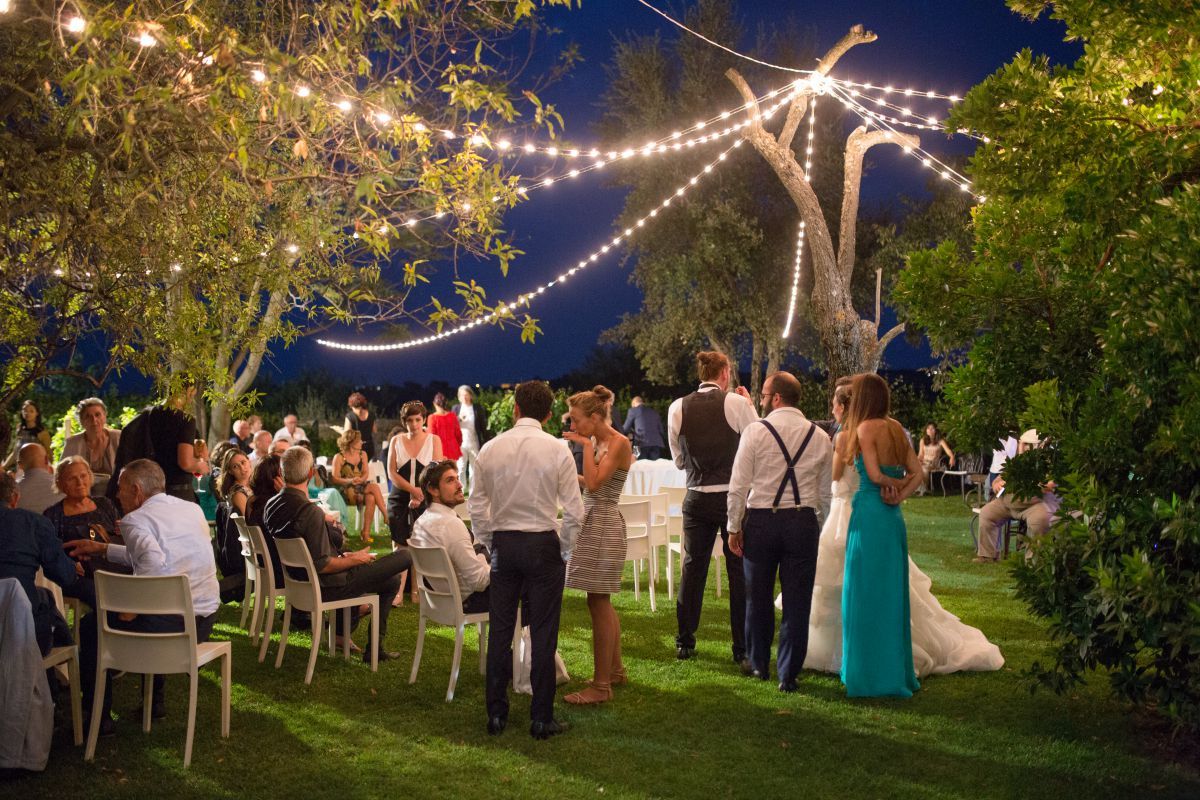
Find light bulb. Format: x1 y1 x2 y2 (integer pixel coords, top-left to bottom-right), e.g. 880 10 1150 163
250 69 266 83
295 85 311 98
65 15 86 33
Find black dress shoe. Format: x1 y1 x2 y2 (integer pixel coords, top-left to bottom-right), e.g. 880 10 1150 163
676 645 696 660
778 679 799 693
738 658 755 676
529 719 570 740
131 702 167 720
486 715 507 736
365 649 403 663
86 714 117 737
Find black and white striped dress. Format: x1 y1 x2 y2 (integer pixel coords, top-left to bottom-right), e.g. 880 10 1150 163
565 463 628 594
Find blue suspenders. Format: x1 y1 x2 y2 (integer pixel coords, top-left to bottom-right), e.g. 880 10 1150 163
758 419 817 510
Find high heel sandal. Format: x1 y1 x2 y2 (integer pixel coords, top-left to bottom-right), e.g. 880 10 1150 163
565 683 613 705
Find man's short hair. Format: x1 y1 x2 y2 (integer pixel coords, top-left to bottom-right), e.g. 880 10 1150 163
696 350 730 382
420 460 459 496
514 381 553 422
766 371 802 407
120 459 166 498
280 445 313 485
0 472 17 505
254 430 273 445
17 442 46 470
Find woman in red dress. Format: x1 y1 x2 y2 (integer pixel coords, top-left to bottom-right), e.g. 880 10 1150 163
426 392 462 462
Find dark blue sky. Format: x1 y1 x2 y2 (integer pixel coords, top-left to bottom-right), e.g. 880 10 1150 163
275 1 1080 386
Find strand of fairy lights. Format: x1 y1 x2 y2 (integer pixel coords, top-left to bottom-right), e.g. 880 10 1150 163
317 140 746 352
827 83 980 198
781 94 820 338
827 77 962 103
833 85 985 140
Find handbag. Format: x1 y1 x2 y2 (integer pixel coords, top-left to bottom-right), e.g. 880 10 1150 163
513 628 570 694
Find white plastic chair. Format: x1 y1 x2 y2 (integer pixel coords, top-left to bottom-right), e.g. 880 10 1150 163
273 537 380 683
407 544 489 701
232 516 259 636
618 498 656 611
665 489 727 597
35 569 83 746
87 572 231 767
621 492 673 601
232 518 285 663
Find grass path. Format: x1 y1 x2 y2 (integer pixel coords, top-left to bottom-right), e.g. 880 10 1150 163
12 496 1199 799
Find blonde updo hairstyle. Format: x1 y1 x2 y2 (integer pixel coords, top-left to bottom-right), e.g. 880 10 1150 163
568 387 610 422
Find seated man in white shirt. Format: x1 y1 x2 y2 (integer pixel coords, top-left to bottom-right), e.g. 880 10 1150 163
410 460 491 613
64 459 220 736
274 414 308 446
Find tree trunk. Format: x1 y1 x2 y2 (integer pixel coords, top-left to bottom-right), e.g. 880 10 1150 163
727 26 914 377
749 333 764 401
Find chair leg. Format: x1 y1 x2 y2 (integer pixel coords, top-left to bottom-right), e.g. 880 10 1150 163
68 650 83 746
715 555 723 598
275 604 292 670
648 556 657 612
306 610 322 684
239 573 253 631
143 673 154 732
84 666 106 761
666 543 675 602
632 559 640 601
183 669 198 768
258 590 276 663
478 621 488 675
220 651 231 738
448 624 465 702
342 607 352 660
409 614 426 684
368 600 379 673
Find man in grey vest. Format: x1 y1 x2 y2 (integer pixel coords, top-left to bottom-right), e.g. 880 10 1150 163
668 350 758 665
727 371 833 692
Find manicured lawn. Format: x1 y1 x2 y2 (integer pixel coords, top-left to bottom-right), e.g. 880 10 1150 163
11 496 1199 799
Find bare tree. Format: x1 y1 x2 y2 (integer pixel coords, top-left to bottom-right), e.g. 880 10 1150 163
727 25 916 378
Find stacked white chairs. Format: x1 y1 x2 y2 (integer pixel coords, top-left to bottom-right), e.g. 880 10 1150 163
232 517 284 663
663 487 727 598
232 516 259 637
620 492 674 601
35 569 83 746
273 536 379 683
408 544 490 701
618 498 656 611
87 572 231 767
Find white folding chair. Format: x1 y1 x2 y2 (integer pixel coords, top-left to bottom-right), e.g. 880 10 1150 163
621 492 673 601
273 537 380 683
618 498 656 611
87 572 231 767
234 519 286 663
231 516 259 637
407 544 489 701
35 569 83 746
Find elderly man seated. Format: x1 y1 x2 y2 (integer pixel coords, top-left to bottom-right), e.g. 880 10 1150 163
0 472 77 655
264 446 409 660
16 443 61 514
249 429 273 466
64 460 220 735
410 460 490 613
974 429 1057 563
229 419 253 455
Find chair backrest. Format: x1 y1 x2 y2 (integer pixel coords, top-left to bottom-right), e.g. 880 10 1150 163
245 524 277 590
232 515 257 577
368 460 387 485
94 571 198 674
407 544 466 624
34 567 66 616
618 499 651 532
274 536 321 612
662 485 686 513
622 493 667 524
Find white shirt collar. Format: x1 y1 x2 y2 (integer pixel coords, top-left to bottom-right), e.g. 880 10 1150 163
513 417 543 430
766 406 808 421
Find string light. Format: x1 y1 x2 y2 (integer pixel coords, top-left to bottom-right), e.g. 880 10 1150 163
803 96 818 182
65 15 86 33
0 0 13 13
135 31 157 48
782 221 807 339
829 77 962 103
316 140 745 352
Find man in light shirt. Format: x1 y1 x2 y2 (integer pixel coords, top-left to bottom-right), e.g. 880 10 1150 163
15 443 60 513
274 414 308 446
468 381 584 740
726 371 833 693
410 461 490 612
667 350 758 666
249 429 273 466
65 459 220 735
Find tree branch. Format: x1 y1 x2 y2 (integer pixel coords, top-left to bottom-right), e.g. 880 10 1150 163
839 127 919 283
877 322 906 352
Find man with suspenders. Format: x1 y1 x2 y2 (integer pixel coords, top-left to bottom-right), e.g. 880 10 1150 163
668 350 759 665
727 371 833 692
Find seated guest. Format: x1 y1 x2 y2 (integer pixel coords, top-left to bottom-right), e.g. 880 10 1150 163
974 429 1056 563
43 457 121 611
246 454 285 586
333 428 387 544
0 472 77 655
622 396 666 460
274 414 308 446
247 415 263 435
16 443 61 513
64 460 220 733
213 449 253 587
216 450 252 518
410 461 490 613
229 419 253 454
61 397 121 496
271 436 291 458
264 447 409 660
249 429 273 466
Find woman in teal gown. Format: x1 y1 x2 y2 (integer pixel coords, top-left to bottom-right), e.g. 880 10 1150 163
838 373 925 698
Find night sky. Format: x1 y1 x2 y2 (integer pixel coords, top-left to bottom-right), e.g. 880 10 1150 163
273 1 1081 387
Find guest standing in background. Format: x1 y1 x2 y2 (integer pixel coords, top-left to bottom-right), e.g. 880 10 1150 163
622 396 666 460
344 392 377 461
427 393 463 464
62 397 121 497
838 373 924 698
108 383 210 507
3 399 53 471
469 381 584 739
562 387 632 705
453 385 489 494
387 401 442 604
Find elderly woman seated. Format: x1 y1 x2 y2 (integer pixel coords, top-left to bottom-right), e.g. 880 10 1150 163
42 456 123 611
330 428 386 544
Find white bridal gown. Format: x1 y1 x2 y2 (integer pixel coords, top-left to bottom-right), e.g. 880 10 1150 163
795 466 1004 677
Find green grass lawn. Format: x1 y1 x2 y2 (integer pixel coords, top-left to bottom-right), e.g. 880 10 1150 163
12 496 1199 799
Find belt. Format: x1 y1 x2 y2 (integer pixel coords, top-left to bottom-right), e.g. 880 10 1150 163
746 506 816 516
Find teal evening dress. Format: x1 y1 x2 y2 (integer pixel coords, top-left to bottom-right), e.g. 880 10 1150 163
841 455 921 698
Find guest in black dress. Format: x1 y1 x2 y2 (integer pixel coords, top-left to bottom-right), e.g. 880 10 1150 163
43 456 121 611
344 391 377 461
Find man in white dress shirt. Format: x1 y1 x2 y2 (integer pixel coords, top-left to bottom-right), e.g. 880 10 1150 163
726 372 833 693
410 461 490 613
65 459 220 734
274 414 308 446
468 381 584 740
667 350 758 666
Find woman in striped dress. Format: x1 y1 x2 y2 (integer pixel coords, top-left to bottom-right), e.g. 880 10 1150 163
562 386 633 704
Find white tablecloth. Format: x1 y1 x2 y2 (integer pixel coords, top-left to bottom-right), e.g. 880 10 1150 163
623 458 686 495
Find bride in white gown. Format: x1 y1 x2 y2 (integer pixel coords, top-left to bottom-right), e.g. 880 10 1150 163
793 386 1004 677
